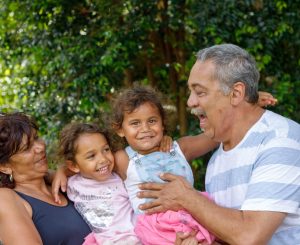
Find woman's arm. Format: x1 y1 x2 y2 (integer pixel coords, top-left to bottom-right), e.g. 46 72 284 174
0 188 42 245
177 134 219 161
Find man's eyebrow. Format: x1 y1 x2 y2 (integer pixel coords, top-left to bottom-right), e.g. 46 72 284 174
190 83 207 90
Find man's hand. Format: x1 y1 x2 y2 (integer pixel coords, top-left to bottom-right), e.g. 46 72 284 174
138 173 195 214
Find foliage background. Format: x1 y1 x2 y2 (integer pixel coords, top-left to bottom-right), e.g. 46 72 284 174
1 0 299 189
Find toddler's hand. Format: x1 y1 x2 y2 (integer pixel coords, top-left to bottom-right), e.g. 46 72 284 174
159 135 173 152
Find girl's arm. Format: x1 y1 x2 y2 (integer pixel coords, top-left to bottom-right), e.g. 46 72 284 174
0 188 42 245
177 134 219 162
113 149 129 181
51 164 76 203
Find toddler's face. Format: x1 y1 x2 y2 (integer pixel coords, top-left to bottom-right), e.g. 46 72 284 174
118 102 164 155
74 133 114 181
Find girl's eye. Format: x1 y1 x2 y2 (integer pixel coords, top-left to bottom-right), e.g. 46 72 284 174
130 121 139 126
149 119 157 124
87 154 95 159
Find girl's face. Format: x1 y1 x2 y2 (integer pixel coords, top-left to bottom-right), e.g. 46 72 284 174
73 133 114 181
118 102 164 155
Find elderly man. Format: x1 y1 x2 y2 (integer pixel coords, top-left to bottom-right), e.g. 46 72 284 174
138 44 300 245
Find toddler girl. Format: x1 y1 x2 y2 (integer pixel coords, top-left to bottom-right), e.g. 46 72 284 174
58 123 141 245
112 86 217 245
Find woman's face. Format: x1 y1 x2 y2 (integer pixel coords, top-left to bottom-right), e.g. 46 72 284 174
8 132 48 183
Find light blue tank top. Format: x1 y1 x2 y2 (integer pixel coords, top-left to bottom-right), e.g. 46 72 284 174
124 141 194 214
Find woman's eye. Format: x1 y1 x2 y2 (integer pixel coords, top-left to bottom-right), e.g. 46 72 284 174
104 147 111 152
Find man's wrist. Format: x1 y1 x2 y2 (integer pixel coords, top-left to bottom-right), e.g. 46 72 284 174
179 187 198 209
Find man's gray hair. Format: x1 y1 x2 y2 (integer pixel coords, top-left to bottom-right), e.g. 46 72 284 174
196 44 260 103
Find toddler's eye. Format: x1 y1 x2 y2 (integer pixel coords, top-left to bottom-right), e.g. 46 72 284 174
130 121 139 126
149 119 157 124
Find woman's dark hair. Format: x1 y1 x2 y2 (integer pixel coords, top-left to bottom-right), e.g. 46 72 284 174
58 123 110 164
0 112 38 188
111 85 166 131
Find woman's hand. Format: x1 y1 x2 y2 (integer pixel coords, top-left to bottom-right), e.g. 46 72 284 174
257 91 277 107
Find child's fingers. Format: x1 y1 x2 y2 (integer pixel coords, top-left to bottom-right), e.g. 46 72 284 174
175 232 190 245
51 184 61 204
60 180 67 193
159 136 173 152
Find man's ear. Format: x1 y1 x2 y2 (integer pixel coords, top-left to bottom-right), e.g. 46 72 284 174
0 164 12 175
65 160 80 173
230 81 245 106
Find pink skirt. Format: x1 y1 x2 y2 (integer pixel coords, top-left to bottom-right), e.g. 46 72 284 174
135 192 215 245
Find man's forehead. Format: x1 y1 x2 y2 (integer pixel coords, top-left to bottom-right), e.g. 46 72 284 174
188 60 217 85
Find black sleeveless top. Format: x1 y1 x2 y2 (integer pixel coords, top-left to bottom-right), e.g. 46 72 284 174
16 191 91 245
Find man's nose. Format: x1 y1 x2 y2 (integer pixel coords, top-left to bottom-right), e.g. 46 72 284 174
187 92 198 108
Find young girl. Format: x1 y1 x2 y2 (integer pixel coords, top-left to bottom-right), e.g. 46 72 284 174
58 123 141 245
111 86 217 245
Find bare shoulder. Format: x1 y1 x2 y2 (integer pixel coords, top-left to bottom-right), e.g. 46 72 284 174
0 188 18 202
0 188 29 212
0 188 42 244
114 149 129 180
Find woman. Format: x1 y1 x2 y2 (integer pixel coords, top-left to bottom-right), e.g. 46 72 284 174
0 112 91 245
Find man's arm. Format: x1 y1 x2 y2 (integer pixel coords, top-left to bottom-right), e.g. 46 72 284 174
177 134 219 161
138 173 286 245
0 188 42 245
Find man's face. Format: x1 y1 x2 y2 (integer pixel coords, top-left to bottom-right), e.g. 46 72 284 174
187 60 232 142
